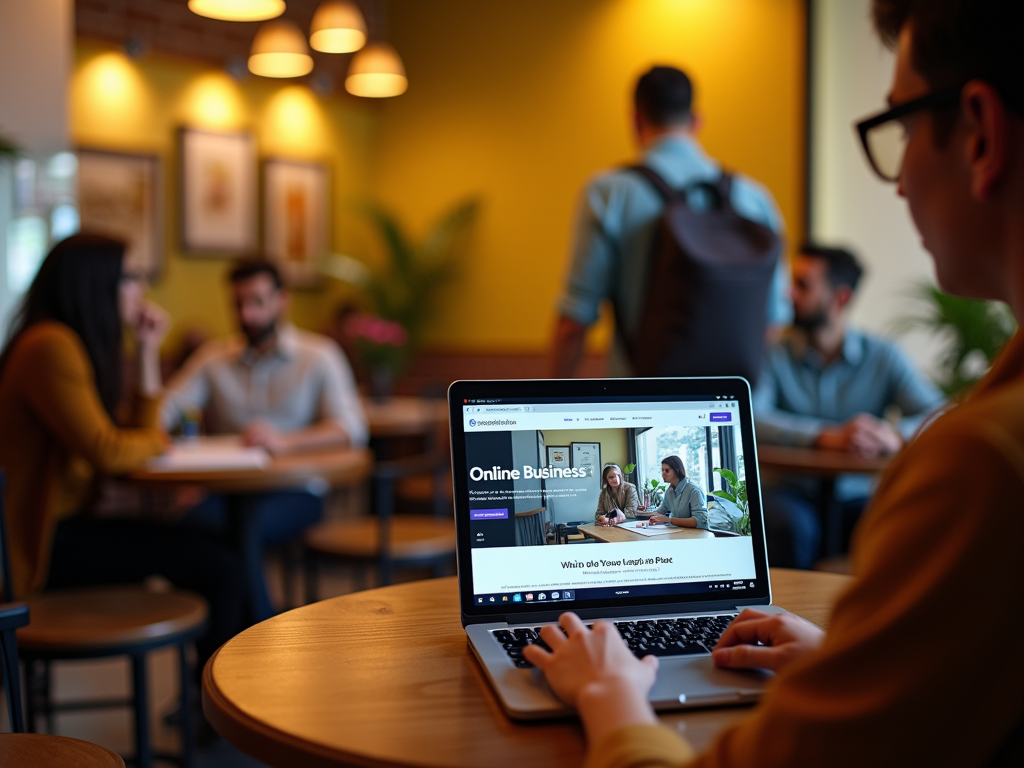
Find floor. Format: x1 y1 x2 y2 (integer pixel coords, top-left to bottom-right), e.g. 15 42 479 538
0 486 443 767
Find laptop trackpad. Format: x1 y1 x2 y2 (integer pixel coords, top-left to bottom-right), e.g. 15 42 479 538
649 655 771 709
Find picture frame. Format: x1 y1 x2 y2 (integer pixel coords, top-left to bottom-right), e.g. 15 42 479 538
77 148 163 280
571 442 601 478
179 127 257 255
263 158 329 288
546 446 570 470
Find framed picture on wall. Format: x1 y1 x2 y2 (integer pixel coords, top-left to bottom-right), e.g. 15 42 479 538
77 148 163 280
571 442 601 478
546 446 570 470
263 158 329 288
179 128 257 255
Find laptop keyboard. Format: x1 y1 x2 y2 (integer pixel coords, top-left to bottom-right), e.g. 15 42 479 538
492 614 738 668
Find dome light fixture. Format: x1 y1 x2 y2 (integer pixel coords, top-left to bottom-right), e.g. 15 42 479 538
249 19 314 78
345 42 407 98
188 0 285 22
310 1 367 54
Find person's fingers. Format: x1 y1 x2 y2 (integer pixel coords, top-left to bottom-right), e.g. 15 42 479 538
559 612 587 637
714 614 777 649
590 619 617 639
640 654 660 675
712 643 787 672
539 623 568 650
522 643 552 668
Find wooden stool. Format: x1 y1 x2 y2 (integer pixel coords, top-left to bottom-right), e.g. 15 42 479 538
17 585 208 768
304 453 456 597
0 733 125 767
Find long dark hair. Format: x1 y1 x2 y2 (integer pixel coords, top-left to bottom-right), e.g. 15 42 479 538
661 455 687 483
0 234 126 417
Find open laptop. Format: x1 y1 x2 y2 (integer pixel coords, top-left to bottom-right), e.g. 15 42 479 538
448 376 783 720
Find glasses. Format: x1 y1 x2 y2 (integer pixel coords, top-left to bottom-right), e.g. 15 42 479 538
855 85 962 182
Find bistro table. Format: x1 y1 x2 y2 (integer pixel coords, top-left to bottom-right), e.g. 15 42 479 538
128 444 373 620
361 395 449 439
756 444 891 557
203 569 852 768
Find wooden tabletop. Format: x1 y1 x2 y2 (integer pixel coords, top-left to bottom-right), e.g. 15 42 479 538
362 396 449 438
204 570 852 768
577 521 713 543
126 446 373 493
756 444 891 478
0 734 125 767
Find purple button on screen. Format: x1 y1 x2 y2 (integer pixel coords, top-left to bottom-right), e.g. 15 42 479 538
710 413 732 422
470 508 509 520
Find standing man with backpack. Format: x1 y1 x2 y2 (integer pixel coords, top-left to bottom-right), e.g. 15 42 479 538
549 65 792 382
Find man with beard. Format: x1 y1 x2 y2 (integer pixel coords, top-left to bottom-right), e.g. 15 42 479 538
753 243 942 568
162 258 366 617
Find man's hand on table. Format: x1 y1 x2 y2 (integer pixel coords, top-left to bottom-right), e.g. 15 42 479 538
815 413 903 458
523 613 659 743
712 609 824 673
242 421 289 455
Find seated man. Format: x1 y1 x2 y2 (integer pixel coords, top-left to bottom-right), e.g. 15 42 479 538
161 258 367 617
754 244 943 568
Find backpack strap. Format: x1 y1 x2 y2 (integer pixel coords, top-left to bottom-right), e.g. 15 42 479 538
627 165 679 201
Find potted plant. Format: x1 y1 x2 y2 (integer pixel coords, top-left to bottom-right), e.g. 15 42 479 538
711 467 751 535
322 197 480 395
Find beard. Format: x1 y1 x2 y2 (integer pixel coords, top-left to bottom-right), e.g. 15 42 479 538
792 306 829 332
241 317 277 348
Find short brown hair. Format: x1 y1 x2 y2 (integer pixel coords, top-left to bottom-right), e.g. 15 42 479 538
229 257 283 289
872 0 1024 117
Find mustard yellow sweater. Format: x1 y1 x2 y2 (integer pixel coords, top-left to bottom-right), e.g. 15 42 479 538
0 322 165 597
588 331 1024 768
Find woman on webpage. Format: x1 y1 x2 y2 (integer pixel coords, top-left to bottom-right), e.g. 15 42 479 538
595 463 639 525
648 455 709 529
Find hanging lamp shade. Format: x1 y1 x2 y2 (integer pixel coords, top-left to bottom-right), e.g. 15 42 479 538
310 1 367 54
188 0 285 22
248 20 314 78
345 42 407 98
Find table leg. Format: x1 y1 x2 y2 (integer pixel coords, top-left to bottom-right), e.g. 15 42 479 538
225 495 276 622
817 478 844 558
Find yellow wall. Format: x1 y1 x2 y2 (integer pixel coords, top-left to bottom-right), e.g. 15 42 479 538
540 428 629 468
70 0 804 354
377 0 805 352
71 40 380 343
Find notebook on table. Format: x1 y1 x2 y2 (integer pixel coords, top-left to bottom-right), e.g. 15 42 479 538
448 377 783 720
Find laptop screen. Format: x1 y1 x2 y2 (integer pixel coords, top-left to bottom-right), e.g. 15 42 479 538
449 378 771 621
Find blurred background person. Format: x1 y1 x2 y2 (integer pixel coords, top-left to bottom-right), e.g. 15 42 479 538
595 463 639 525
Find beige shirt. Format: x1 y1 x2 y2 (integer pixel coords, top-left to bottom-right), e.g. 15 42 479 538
161 324 367 446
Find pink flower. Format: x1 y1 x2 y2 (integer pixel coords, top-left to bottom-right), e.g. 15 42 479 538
343 313 408 347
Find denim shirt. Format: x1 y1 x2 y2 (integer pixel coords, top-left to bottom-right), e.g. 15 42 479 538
557 135 791 377
654 477 709 529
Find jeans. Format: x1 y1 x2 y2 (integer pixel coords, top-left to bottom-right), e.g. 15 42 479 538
761 485 867 570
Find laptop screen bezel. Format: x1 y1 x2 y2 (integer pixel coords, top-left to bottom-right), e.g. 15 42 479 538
448 377 772 625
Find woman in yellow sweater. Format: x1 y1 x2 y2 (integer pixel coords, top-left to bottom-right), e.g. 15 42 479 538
0 233 244 666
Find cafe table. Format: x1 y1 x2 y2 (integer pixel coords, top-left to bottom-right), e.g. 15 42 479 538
755 444 891 557
127 444 373 620
577 521 713 543
361 395 449 440
203 569 852 768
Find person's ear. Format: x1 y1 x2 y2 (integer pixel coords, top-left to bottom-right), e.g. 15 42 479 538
960 80 1010 200
687 112 702 135
278 288 291 314
833 285 854 311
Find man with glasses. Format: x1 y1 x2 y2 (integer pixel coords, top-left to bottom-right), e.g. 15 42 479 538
523 1 1024 766
754 243 943 569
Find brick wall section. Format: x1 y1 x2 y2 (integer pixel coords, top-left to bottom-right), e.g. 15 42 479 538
75 0 382 80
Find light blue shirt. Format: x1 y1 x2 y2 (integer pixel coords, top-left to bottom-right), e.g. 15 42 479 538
655 477 709 530
754 328 945 498
558 135 792 376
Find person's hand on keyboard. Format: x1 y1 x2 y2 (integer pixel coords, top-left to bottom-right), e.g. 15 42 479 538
523 612 659 742
711 609 824 673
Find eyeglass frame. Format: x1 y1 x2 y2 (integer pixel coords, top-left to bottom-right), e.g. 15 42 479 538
855 84 964 182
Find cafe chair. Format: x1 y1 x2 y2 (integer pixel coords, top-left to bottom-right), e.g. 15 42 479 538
303 452 456 598
0 471 208 768
0 476 126 767
555 521 593 545
514 507 546 546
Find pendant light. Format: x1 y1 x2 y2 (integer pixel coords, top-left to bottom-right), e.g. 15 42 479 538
310 1 367 54
345 42 407 98
189 0 285 22
248 19 314 78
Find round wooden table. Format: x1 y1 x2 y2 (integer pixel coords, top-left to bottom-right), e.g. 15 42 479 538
362 396 449 439
128 446 373 619
203 570 852 768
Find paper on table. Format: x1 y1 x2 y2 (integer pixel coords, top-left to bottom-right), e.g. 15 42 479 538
145 437 271 471
617 520 676 537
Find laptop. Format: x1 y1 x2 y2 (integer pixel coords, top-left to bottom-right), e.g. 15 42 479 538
448 376 783 720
